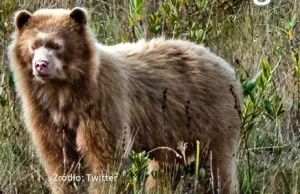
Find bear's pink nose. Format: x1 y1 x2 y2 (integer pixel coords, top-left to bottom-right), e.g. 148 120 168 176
35 60 49 73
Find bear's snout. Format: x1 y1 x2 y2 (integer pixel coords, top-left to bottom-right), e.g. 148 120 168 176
32 47 56 78
35 60 49 74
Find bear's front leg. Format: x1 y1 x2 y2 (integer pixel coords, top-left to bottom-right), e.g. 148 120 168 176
31 123 82 194
77 119 115 194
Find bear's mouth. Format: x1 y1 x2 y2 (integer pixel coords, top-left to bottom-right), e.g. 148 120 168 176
34 72 52 80
38 74 50 78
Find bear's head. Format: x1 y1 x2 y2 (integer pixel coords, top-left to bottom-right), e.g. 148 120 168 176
11 7 97 83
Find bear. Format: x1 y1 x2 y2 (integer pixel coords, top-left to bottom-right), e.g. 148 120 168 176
8 7 243 194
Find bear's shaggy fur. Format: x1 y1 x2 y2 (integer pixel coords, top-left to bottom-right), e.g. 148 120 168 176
9 7 242 194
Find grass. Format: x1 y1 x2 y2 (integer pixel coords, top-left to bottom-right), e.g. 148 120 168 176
0 0 300 193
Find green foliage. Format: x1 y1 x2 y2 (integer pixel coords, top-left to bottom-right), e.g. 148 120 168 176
129 0 144 40
123 151 148 193
130 0 143 24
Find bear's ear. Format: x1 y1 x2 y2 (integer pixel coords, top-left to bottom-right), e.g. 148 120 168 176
70 7 87 25
15 10 32 30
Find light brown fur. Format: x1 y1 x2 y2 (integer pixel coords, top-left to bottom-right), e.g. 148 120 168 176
9 7 242 194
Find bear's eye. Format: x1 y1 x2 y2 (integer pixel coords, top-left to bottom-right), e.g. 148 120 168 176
45 41 62 50
31 39 43 50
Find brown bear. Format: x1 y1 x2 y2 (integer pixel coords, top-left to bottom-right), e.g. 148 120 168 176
8 7 242 194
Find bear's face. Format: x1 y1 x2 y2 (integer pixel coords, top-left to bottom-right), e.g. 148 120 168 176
29 32 65 80
12 8 92 83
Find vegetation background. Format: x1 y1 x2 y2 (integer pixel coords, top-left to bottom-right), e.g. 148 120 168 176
0 0 300 193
